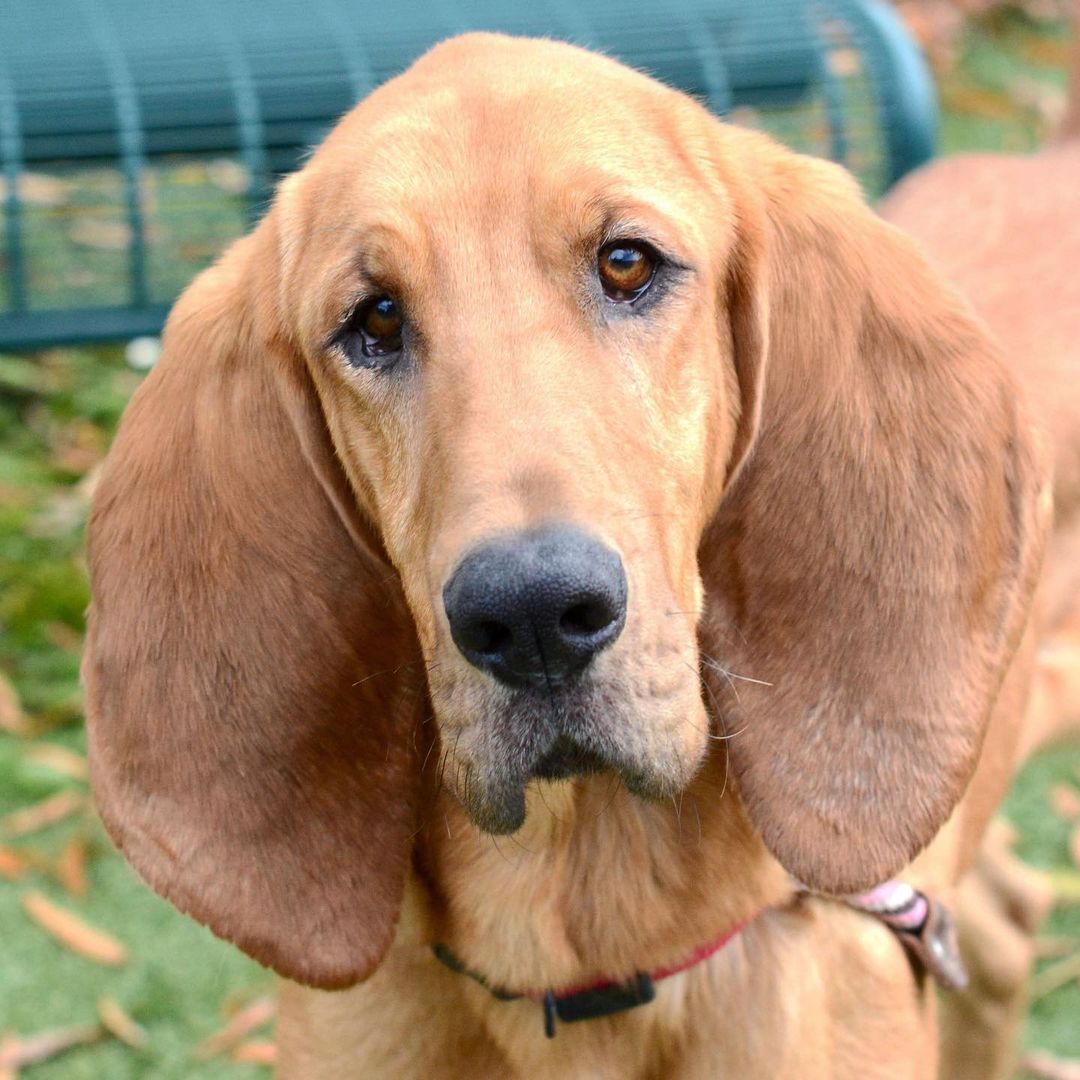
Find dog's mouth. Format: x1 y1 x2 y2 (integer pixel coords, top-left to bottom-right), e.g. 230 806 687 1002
530 733 610 780
451 691 696 836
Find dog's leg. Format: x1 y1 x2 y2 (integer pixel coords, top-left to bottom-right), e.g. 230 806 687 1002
938 821 1053 1080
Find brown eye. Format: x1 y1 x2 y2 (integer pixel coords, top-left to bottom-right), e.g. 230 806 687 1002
357 295 403 359
597 241 657 302
336 293 406 369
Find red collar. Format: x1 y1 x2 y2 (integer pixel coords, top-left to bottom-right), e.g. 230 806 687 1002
433 879 966 1039
433 917 752 1038
542 918 751 1000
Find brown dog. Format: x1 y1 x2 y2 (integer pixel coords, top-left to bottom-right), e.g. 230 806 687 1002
84 34 1066 1078
881 40 1080 1077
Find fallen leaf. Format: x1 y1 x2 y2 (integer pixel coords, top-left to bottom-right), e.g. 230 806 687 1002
0 172 70 207
1048 869 1080 904
1021 35 1074 66
0 1024 103 1068
97 999 148 1049
21 891 128 966
0 1034 15 1080
231 1040 277 1065
1021 1049 1080 1080
0 846 30 881
18 172 72 207
43 623 85 654
2 791 85 838
1035 935 1080 958
207 159 250 195
1049 784 1080 821
0 674 29 736
1030 950 1080 1000
827 48 860 77
1008 76 1067 129
23 744 88 780
55 838 89 897
68 219 131 251
195 997 275 1059
940 83 1018 122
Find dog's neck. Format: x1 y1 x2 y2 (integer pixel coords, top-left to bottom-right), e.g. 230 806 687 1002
413 748 791 995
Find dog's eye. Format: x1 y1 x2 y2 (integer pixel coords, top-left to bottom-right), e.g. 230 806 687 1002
339 295 405 369
597 241 657 303
358 296 403 357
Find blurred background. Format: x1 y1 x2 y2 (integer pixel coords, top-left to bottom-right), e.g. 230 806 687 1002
0 1 1078 1076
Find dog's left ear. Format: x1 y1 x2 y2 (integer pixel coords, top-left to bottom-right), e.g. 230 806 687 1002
700 135 1050 895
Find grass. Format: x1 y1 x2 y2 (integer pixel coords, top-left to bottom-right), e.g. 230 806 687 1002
0 351 272 1077
0 8 1078 1076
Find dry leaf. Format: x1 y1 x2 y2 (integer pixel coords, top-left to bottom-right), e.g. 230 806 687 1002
2 791 85 837
0 673 29 736
18 172 72 207
1008 76 1067 129
1021 1049 1080 1080
0 846 30 881
0 1023 103 1068
21 891 128 966
1035 935 1080 959
0 1035 16 1080
23 744 88 780
97 999 148 1049
827 48 860 77
68 218 131 251
1049 784 1080 821
231 1040 277 1065
207 159 250 195
56 838 89 897
43 623 85 654
195 997 276 1059
1030 950 1080 1000
940 84 1018 122
1048 869 1080 905
1021 35 1074 67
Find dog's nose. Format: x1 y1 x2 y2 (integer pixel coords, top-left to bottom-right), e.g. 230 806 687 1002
443 524 628 689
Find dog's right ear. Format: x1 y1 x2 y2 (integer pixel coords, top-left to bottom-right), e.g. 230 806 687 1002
84 221 422 990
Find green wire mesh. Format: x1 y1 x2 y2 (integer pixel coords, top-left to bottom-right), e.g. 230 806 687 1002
0 0 937 349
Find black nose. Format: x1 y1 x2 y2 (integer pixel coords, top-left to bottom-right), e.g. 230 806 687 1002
443 524 628 690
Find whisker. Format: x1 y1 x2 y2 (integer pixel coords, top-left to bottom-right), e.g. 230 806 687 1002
689 660 732 801
701 656 773 688
488 833 516 867
535 779 566 829
593 771 622 821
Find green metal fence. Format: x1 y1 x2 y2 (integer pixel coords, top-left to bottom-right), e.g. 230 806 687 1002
0 0 937 350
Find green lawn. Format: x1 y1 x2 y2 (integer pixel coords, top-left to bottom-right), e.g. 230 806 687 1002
1 9 1078 1076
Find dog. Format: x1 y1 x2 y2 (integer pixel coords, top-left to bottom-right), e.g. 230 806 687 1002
880 29 1080 1076
83 33 1071 1078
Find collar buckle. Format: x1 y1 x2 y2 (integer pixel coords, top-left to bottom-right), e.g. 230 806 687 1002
544 972 656 1038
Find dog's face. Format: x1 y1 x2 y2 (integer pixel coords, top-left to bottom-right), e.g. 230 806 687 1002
278 40 741 832
84 33 1047 989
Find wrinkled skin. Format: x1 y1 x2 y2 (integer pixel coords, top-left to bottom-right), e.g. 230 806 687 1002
278 41 744 832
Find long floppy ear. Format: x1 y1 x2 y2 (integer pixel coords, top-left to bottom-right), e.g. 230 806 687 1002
83 223 422 989
701 140 1050 895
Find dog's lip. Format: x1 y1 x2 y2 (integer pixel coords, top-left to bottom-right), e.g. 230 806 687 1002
529 734 610 780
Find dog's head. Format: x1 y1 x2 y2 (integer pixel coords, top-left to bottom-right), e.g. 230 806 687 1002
84 35 1049 989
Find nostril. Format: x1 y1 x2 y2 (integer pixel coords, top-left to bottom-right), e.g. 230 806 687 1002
559 601 616 637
